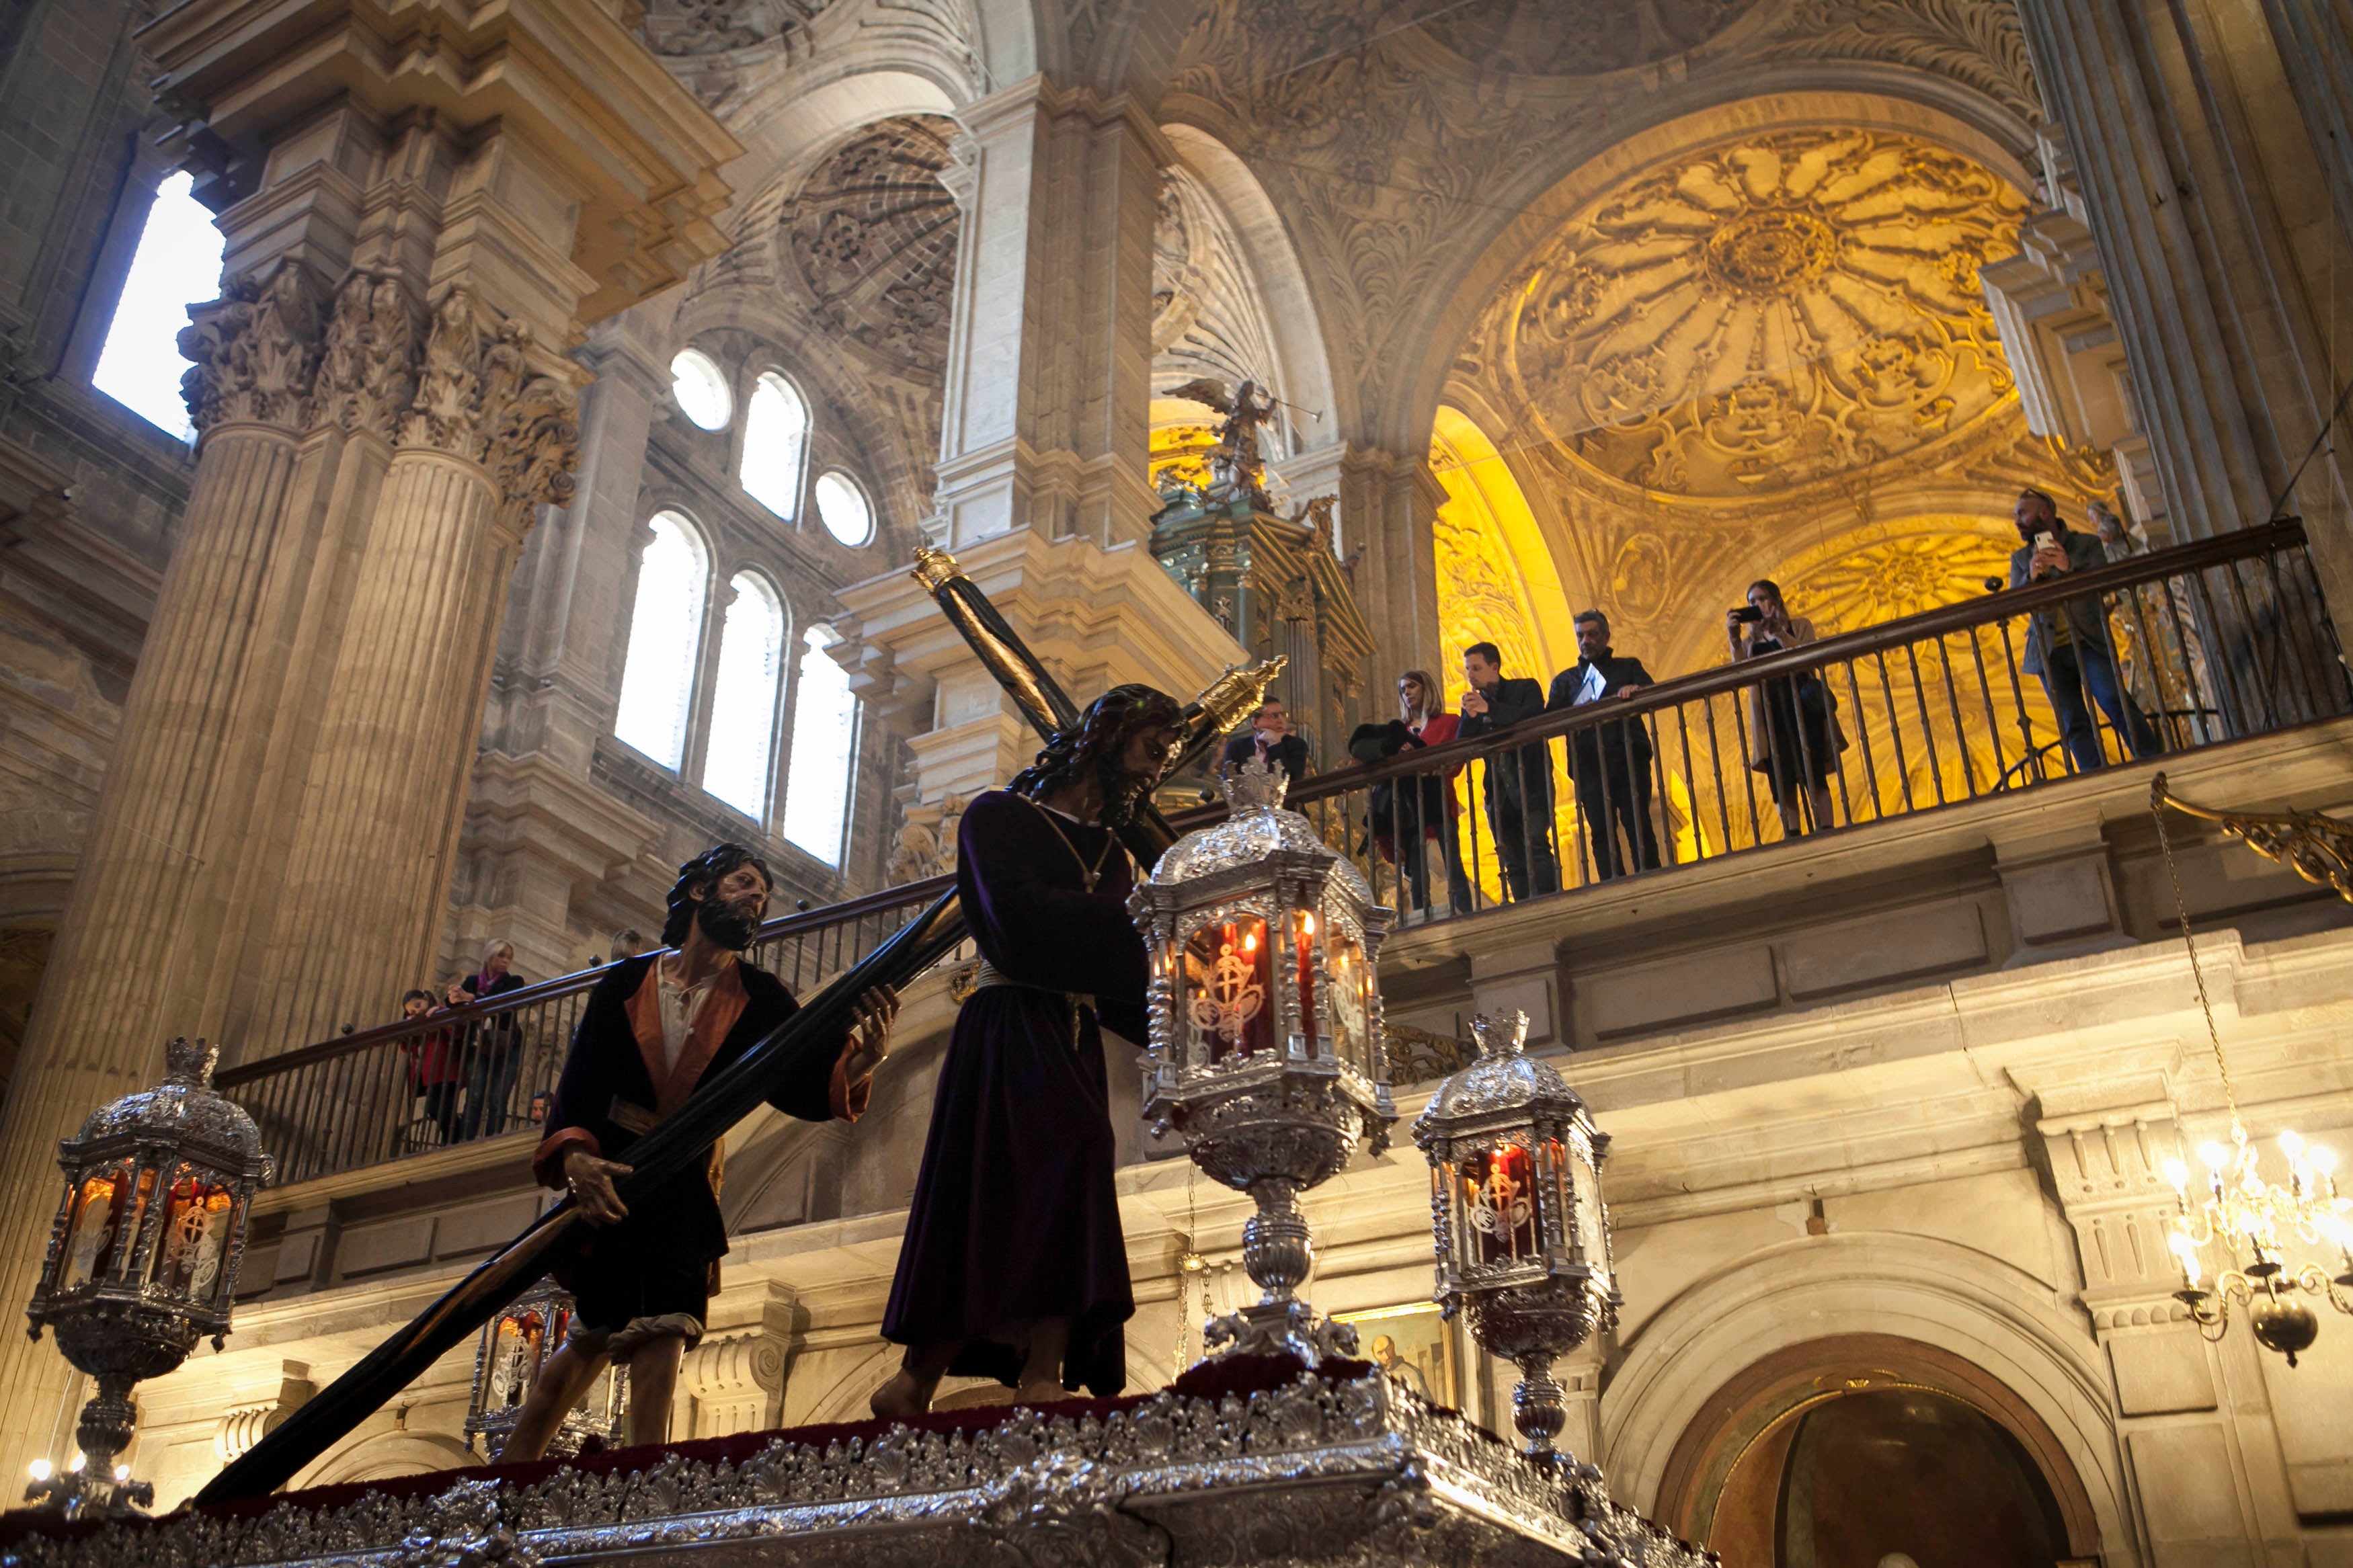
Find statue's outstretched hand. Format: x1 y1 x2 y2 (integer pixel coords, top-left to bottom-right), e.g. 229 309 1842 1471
563 1148 631 1225
844 984 901 1084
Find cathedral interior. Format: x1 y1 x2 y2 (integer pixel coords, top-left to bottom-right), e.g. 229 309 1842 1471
2 0 2353 1563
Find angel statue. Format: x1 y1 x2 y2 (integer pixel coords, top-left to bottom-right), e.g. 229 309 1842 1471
1168 376 1280 511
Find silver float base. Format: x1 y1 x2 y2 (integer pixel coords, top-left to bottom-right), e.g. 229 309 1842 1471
1 1373 1707 1568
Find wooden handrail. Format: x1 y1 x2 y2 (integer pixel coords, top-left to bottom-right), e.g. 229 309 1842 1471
1281 518 2318 807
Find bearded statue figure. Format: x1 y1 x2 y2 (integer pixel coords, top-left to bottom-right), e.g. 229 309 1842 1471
872 685 1185 1419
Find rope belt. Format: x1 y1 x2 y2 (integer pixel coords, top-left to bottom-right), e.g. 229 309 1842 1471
971 958 1094 1048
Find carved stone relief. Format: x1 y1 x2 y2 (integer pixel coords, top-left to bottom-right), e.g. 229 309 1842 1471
1153 167 1289 423
1760 0 2041 126
177 261 325 436
639 0 836 58
1499 128 2030 500
307 272 416 442
784 116 962 380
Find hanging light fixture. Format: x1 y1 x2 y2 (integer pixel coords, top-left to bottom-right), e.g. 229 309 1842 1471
462 1276 627 1460
2153 777 2353 1365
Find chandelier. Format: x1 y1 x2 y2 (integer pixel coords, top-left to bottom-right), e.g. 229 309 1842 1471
2152 777 2352 1364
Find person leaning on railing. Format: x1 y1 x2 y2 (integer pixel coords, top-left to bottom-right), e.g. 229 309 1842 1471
1347 669 1472 919
395 988 464 1146
1459 642 1560 900
1727 579 1847 840
2009 488 2164 773
1545 609 1661 880
457 940 528 1141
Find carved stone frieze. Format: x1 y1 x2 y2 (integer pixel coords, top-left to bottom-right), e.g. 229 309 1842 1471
784 117 961 379
177 261 325 436
307 272 416 441
481 374 582 537
639 0 836 58
0 1374 1709 1568
1761 0 2042 126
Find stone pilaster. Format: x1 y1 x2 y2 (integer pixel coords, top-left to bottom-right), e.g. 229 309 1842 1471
2013 0 2353 646
0 0 737 1481
933 77 1168 551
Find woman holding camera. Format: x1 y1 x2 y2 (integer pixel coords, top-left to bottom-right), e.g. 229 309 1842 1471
1727 579 1845 839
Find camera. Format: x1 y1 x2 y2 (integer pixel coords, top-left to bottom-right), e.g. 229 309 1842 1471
1731 605 1764 623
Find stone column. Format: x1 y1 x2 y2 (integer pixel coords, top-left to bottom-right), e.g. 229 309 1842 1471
0 0 735 1479
2014 0 2353 639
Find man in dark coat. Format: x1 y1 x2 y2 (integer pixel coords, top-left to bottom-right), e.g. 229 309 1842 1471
500 844 898 1460
1460 642 1558 900
873 684 1184 1419
2009 487 2163 772
1546 610 1662 880
1218 697 1311 785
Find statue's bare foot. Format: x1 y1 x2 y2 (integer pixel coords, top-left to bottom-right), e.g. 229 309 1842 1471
869 1370 932 1423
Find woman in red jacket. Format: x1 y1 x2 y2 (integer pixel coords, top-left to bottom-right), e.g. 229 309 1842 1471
397 987 465 1145
1349 669 1472 918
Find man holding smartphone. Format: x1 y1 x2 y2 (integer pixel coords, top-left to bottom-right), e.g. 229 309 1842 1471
2009 487 2163 772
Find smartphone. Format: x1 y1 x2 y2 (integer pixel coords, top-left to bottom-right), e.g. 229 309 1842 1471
2034 532 2056 552
1731 605 1764 622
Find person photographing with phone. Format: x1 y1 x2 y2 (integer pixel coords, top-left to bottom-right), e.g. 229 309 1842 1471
2007 487 2162 773
1726 581 1845 839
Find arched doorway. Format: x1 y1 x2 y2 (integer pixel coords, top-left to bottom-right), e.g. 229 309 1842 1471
1655 1334 2102 1568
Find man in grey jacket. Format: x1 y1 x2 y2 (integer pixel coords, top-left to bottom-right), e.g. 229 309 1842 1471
2008 488 2163 772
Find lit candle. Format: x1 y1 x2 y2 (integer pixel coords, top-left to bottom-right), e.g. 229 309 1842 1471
1295 908 1317 1047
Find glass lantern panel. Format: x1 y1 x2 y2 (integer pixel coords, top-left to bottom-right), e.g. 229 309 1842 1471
1574 1148 1609 1282
487 1307 553 1414
1324 923 1369 1071
153 1170 235 1301
1460 1140 1544 1266
1183 915 1272 1063
1291 908 1318 1050
61 1165 134 1289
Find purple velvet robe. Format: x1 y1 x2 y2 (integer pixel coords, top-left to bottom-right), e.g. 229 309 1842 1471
881 788 1150 1395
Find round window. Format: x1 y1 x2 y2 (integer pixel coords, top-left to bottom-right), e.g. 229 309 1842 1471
813 470 874 546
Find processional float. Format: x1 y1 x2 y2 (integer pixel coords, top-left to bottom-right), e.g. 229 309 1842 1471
194 547 1287 1505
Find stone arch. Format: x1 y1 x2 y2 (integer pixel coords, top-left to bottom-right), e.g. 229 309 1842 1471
1601 1231 2137 1566
1651 1332 2104 1561
1158 123 1343 452
297 1430 476 1488
1394 87 2042 458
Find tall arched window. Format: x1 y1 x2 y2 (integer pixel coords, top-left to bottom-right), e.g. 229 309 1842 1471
703 571 787 819
741 372 810 519
813 470 875 546
670 347 732 431
612 511 711 769
781 624 858 866
92 171 224 441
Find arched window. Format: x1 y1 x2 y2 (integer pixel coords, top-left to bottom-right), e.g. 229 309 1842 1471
92 171 223 442
703 571 787 819
812 470 875 547
670 347 732 430
612 511 711 769
781 624 858 866
741 372 810 519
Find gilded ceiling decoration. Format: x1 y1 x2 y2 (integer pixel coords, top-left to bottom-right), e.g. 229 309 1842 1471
1503 127 2030 499
784 117 961 378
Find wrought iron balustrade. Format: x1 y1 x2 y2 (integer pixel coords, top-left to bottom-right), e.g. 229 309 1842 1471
214 876 955 1188
1270 520 2345 922
218 520 2342 1191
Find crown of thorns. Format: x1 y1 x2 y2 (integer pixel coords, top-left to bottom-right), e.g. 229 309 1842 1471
1010 684 1183 798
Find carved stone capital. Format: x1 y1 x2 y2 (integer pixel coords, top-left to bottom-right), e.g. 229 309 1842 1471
177 259 325 436
306 271 417 442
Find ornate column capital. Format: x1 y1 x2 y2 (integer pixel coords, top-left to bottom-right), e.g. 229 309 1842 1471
140 0 744 335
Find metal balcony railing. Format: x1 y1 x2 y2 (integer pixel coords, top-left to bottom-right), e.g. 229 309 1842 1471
218 520 2344 1190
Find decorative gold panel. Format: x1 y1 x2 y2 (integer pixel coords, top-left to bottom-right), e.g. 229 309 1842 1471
1501 128 2029 499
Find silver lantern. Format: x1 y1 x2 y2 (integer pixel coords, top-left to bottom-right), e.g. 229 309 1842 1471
1412 1009 1618 1468
1129 754 1396 1364
463 1276 628 1460
25 1037 274 1516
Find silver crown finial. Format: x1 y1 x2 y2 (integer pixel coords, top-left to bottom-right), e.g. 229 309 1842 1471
1468 1010 1531 1059
163 1036 218 1087
1218 751 1291 813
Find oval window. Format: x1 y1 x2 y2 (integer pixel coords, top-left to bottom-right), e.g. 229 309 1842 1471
813 470 873 547
670 347 732 431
